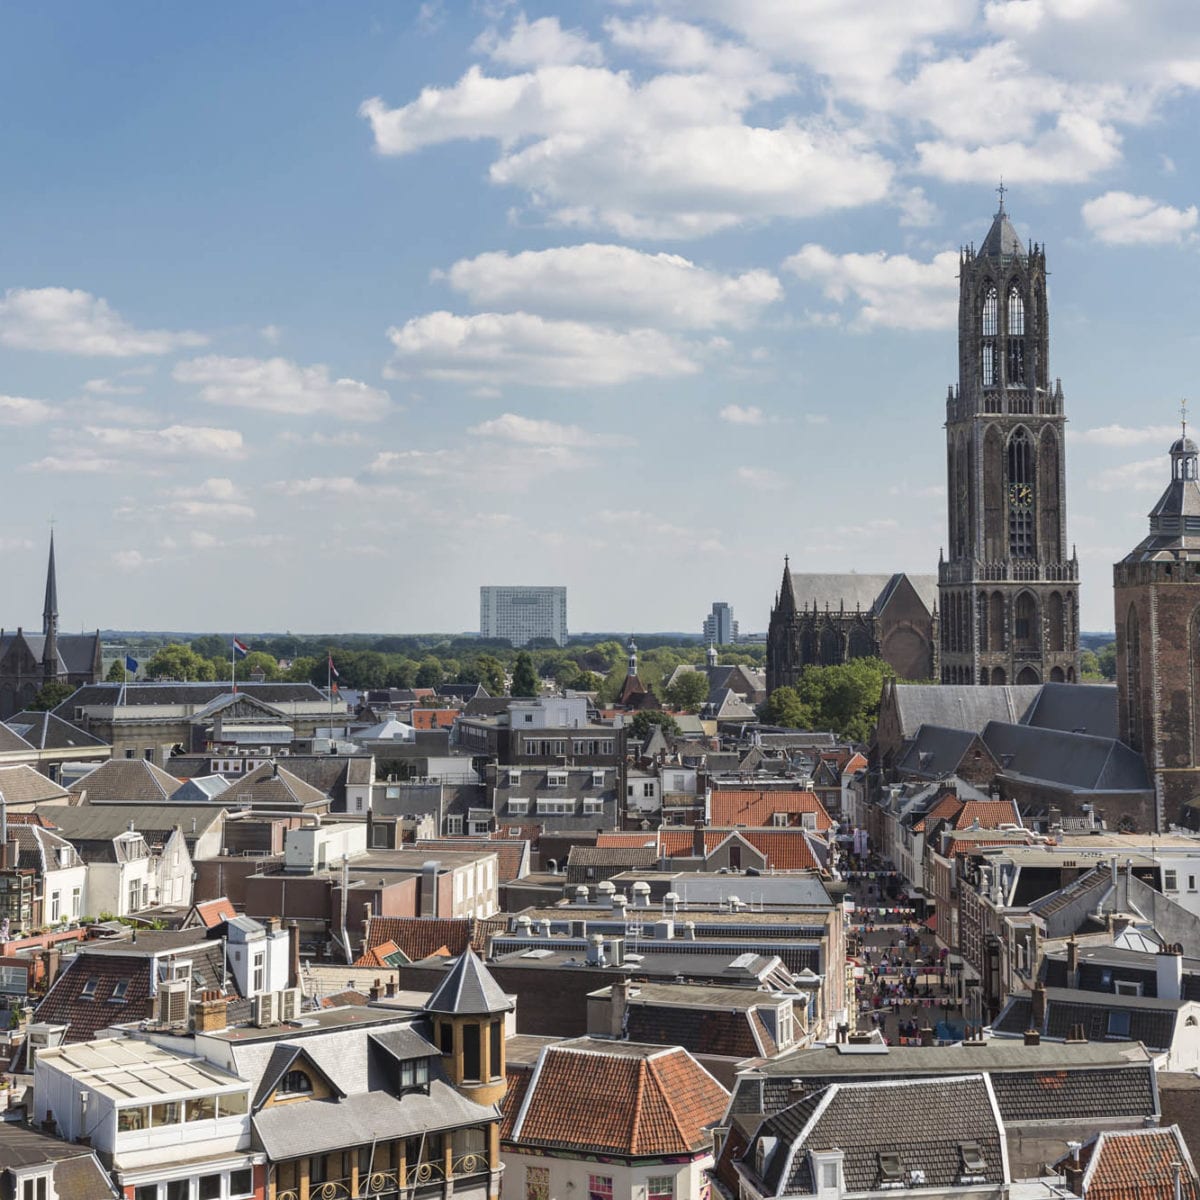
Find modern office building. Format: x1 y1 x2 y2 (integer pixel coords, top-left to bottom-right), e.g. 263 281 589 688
480 586 568 646
702 601 738 645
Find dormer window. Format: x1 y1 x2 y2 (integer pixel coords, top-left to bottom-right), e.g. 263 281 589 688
280 1070 312 1095
399 1057 430 1090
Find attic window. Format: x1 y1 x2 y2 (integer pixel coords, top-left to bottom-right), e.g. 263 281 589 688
80 979 98 999
1107 1011 1131 1037
280 1070 312 1095
960 1144 986 1173
111 980 129 1002
878 1152 903 1183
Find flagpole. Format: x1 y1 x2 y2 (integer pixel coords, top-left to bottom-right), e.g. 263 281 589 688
231 637 236 696
328 653 333 740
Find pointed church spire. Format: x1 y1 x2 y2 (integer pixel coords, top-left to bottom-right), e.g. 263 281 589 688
778 556 797 616
43 529 58 637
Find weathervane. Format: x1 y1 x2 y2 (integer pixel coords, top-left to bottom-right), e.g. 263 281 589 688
1182 398 1189 438
996 178 1007 214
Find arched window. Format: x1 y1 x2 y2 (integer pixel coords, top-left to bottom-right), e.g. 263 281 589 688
1007 285 1024 335
977 593 989 652
989 591 1006 651
991 666 1007 686
1008 428 1035 559
1013 592 1038 651
981 286 998 387
1007 284 1025 385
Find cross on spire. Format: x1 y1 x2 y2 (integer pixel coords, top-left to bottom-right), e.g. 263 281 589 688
1181 398 1188 438
996 178 1007 214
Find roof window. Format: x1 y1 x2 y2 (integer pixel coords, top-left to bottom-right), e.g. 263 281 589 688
960 1143 986 1173
80 979 98 999
878 1152 903 1184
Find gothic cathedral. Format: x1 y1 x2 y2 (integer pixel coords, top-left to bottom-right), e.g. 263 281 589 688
938 193 1081 686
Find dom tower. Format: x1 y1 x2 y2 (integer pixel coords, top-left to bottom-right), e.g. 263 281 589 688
938 191 1080 686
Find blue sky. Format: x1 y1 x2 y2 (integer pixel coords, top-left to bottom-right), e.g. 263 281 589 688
2 1 1200 636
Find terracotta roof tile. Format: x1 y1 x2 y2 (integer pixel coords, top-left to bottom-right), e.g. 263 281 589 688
596 833 657 848
708 790 834 831
361 915 506 963
1076 1126 1200 1200
657 828 822 872
954 800 1021 830
509 1041 727 1157
191 898 237 929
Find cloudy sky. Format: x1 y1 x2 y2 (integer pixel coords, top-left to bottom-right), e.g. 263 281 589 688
3 1 1200 636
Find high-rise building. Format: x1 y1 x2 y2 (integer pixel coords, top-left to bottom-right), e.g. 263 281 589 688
480 586 567 647
938 190 1080 686
702 602 738 645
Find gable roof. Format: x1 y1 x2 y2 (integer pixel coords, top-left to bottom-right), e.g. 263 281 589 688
5 710 110 752
708 789 834 831
0 764 71 805
788 572 938 617
252 1042 346 1110
1023 683 1118 740
424 948 512 1015
753 1074 1006 1195
1074 1125 1200 1200
360 916 502 965
890 684 1041 740
67 758 184 803
34 953 153 1041
215 761 330 808
509 1039 728 1156
982 722 1150 792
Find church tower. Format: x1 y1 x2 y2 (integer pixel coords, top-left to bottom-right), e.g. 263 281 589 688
938 189 1080 686
40 532 60 684
1114 420 1200 830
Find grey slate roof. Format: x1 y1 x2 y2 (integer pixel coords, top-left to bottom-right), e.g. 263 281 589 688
755 1075 1006 1196
0 631 99 676
253 1042 345 1110
789 572 937 616
0 764 70 804
1022 683 1118 740
36 803 221 854
895 725 980 778
982 721 1150 791
994 987 1183 1049
0 1122 119 1198
6 710 109 751
68 758 184 802
988 1065 1156 1122
979 208 1026 259
425 948 513 1015
53 681 326 712
892 685 1041 740
0 724 34 753
252 1080 497 1160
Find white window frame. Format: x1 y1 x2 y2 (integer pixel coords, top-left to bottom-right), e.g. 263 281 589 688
445 815 464 836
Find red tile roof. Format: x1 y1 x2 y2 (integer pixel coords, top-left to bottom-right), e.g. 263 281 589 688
1077 1126 1200 1200
359 916 507 965
954 800 1021 830
507 1041 728 1157
912 791 964 833
596 833 658 848
191 898 236 929
35 954 153 1042
708 789 833 831
657 828 822 872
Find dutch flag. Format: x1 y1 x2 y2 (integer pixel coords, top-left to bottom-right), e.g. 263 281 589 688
232 638 250 659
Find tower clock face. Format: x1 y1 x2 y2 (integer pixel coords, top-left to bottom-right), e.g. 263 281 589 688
1008 482 1033 509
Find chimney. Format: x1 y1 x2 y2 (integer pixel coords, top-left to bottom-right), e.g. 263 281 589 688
264 916 281 936
1066 936 1079 986
610 978 629 1038
362 902 372 930
369 978 383 1002
386 978 396 998
420 860 439 917
1031 981 1047 1031
1154 942 1185 1001
193 992 229 1034
288 921 300 989
1064 1142 1083 1195
692 820 706 858
1024 1029 1041 1046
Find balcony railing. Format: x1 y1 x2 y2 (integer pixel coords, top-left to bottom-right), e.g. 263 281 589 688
275 1153 491 1200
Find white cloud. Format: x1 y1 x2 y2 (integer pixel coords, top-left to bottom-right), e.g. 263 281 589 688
782 245 959 331
438 244 781 329
737 465 785 491
467 412 633 447
259 324 283 344
0 395 54 425
83 377 145 396
1090 456 1169 492
1081 191 1199 245
0 287 206 356
719 404 766 426
1073 423 1179 446
28 453 121 474
386 311 700 387
87 424 245 458
474 12 603 67
173 356 390 421
596 508 724 553
278 430 366 447
165 477 255 519
113 549 146 570
360 60 892 237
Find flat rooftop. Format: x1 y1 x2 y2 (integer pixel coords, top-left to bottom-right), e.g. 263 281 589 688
203 1004 409 1043
587 982 790 1009
38 1038 242 1100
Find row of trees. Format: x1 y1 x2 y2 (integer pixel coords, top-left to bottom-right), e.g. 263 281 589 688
758 657 895 743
